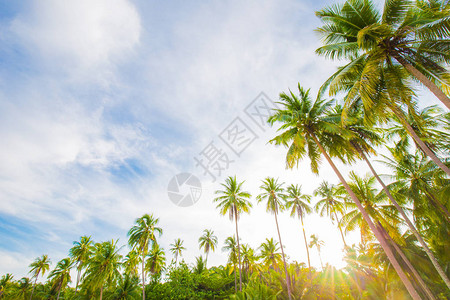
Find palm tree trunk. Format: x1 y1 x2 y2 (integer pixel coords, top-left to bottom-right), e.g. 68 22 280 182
333 211 347 248
234 213 243 292
378 224 436 300
206 251 209 267
274 208 292 300
391 105 450 176
141 252 145 300
361 150 450 289
300 214 311 269
317 248 324 270
100 286 103 300
234 262 237 293
29 272 39 300
394 54 450 110
56 279 62 300
309 132 421 300
74 262 81 296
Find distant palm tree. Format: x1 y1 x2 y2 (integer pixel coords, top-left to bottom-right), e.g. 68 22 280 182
16 278 31 300
83 240 122 300
0 273 13 298
47 258 74 300
69 235 93 295
222 236 238 292
214 176 252 292
309 234 325 270
170 238 185 266
314 181 347 247
109 274 141 300
285 184 312 269
241 244 258 279
198 229 218 267
146 243 166 282
258 238 282 270
28 254 51 300
123 250 140 278
128 213 162 300
257 177 292 300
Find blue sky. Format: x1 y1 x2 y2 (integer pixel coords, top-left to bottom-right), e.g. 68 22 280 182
0 0 442 280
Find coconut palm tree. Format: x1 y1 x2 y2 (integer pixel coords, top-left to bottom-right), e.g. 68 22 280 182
170 238 185 267
256 177 292 300
214 175 252 292
241 244 258 279
315 0 450 176
69 235 93 296
128 213 162 300
123 250 140 278
15 278 31 300
28 254 51 300
267 83 421 299
314 181 348 248
145 243 166 282
285 184 313 269
316 0 450 109
222 236 238 292
83 240 122 300
198 229 218 267
47 258 74 300
309 234 325 270
258 238 282 271
109 274 141 300
0 274 13 298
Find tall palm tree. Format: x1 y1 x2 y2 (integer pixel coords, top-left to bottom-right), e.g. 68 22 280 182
256 177 292 300
316 0 450 109
314 181 348 247
285 184 313 269
47 258 74 300
222 236 238 292
28 254 51 300
267 83 421 299
128 213 162 300
69 235 93 296
309 234 325 270
0 273 13 298
316 0 450 176
214 175 252 292
145 243 166 282
198 229 218 267
258 238 282 271
83 240 122 300
170 238 186 266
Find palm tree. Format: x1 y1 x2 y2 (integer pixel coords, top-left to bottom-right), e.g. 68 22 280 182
170 238 186 266
198 229 218 267
109 274 141 300
145 243 166 282
309 234 325 270
258 238 282 271
285 184 313 269
128 213 162 300
69 235 93 295
241 244 258 279
315 0 450 176
222 236 238 292
314 181 348 248
83 240 122 300
123 250 140 278
47 258 74 300
0 274 13 298
267 84 421 299
316 0 450 109
256 177 292 300
16 278 31 300
214 175 252 292
28 254 51 300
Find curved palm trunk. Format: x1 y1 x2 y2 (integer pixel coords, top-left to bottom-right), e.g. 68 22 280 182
333 211 347 248
309 132 421 300
300 214 311 269
361 150 450 289
234 213 243 292
74 262 81 296
391 106 450 176
141 252 145 300
56 279 63 300
29 271 39 300
378 224 436 300
274 208 292 300
393 54 450 110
